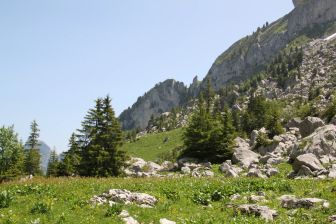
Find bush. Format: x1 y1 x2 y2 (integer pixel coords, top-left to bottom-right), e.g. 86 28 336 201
324 99 336 122
255 133 272 149
31 202 52 214
192 192 211 206
0 191 13 208
105 203 123 217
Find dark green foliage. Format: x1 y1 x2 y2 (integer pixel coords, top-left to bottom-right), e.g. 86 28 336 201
77 96 127 177
47 150 59 177
183 87 235 163
183 94 216 160
255 132 272 149
31 202 51 214
192 191 211 206
157 146 183 163
267 48 304 89
105 204 123 217
0 126 25 179
0 191 13 208
295 102 316 119
57 133 81 176
242 95 284 138
24 120 41 176
218 107 236 159
324 98 336 122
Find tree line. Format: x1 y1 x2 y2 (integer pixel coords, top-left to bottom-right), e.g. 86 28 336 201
0 95 127 179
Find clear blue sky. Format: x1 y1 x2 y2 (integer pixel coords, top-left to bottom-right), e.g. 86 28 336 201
0 0 294 153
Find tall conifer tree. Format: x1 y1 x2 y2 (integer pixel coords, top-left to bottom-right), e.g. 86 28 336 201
24 120 41 175
78 96 126 177
47 149 59 177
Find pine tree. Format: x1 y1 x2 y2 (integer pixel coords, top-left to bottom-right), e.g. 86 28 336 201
78 96 127 177
182 94 222 161
24 120 41 175
47 149 59 177
58 133 82 176
204 79 215 113
219 108 235 159
0 126 25 178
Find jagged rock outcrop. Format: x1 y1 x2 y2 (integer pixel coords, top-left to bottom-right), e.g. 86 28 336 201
119 79 188 130
202 0 336 91
290 125 336 162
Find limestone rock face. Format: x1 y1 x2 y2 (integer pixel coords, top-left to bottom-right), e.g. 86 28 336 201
291 125 336 160
292 0 307 7
299 116 325 138
202 0 336 92
119 79 187 130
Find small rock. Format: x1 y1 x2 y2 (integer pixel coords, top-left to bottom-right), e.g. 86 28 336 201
181 166 191 174
247 168 267 179
122 216 139 224
266 168 279 177
119 210 130 218
160 218 176 224
329 215 336 223
230 194 241 201
249 195 267 203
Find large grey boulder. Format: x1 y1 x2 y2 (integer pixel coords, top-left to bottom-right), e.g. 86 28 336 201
291 125 336 160
280 195 329 209
329 164 336 179
232 148 259 168
219 160 242 177
299 116 325 138
90 189 158 208
238 204 278 221
286 118 302 129
292 153 324 173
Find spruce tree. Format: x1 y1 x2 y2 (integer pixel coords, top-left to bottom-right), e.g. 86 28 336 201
24 120 41 175
58 133 81 176
204 79 215 113
219 108 235 159
182 94 222 161
47 149 59 177
78 96 126 177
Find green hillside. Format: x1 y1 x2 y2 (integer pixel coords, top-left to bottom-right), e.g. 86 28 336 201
121 128 184 161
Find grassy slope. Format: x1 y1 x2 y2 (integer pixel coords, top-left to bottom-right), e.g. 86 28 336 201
121 128 184 161
0 164 336 223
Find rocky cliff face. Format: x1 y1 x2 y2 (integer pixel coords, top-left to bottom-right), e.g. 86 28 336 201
119 79 188 130
119 0 336 131
202 0 336 91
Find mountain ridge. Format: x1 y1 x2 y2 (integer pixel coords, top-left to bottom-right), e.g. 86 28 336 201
119 0 336 131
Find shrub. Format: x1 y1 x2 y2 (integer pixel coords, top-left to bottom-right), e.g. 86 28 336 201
161 188 180 201
324 99 336 122
31 202 52 214
105 203 123 217
255 133 272 149
192 192 211 206
0 191 13 208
